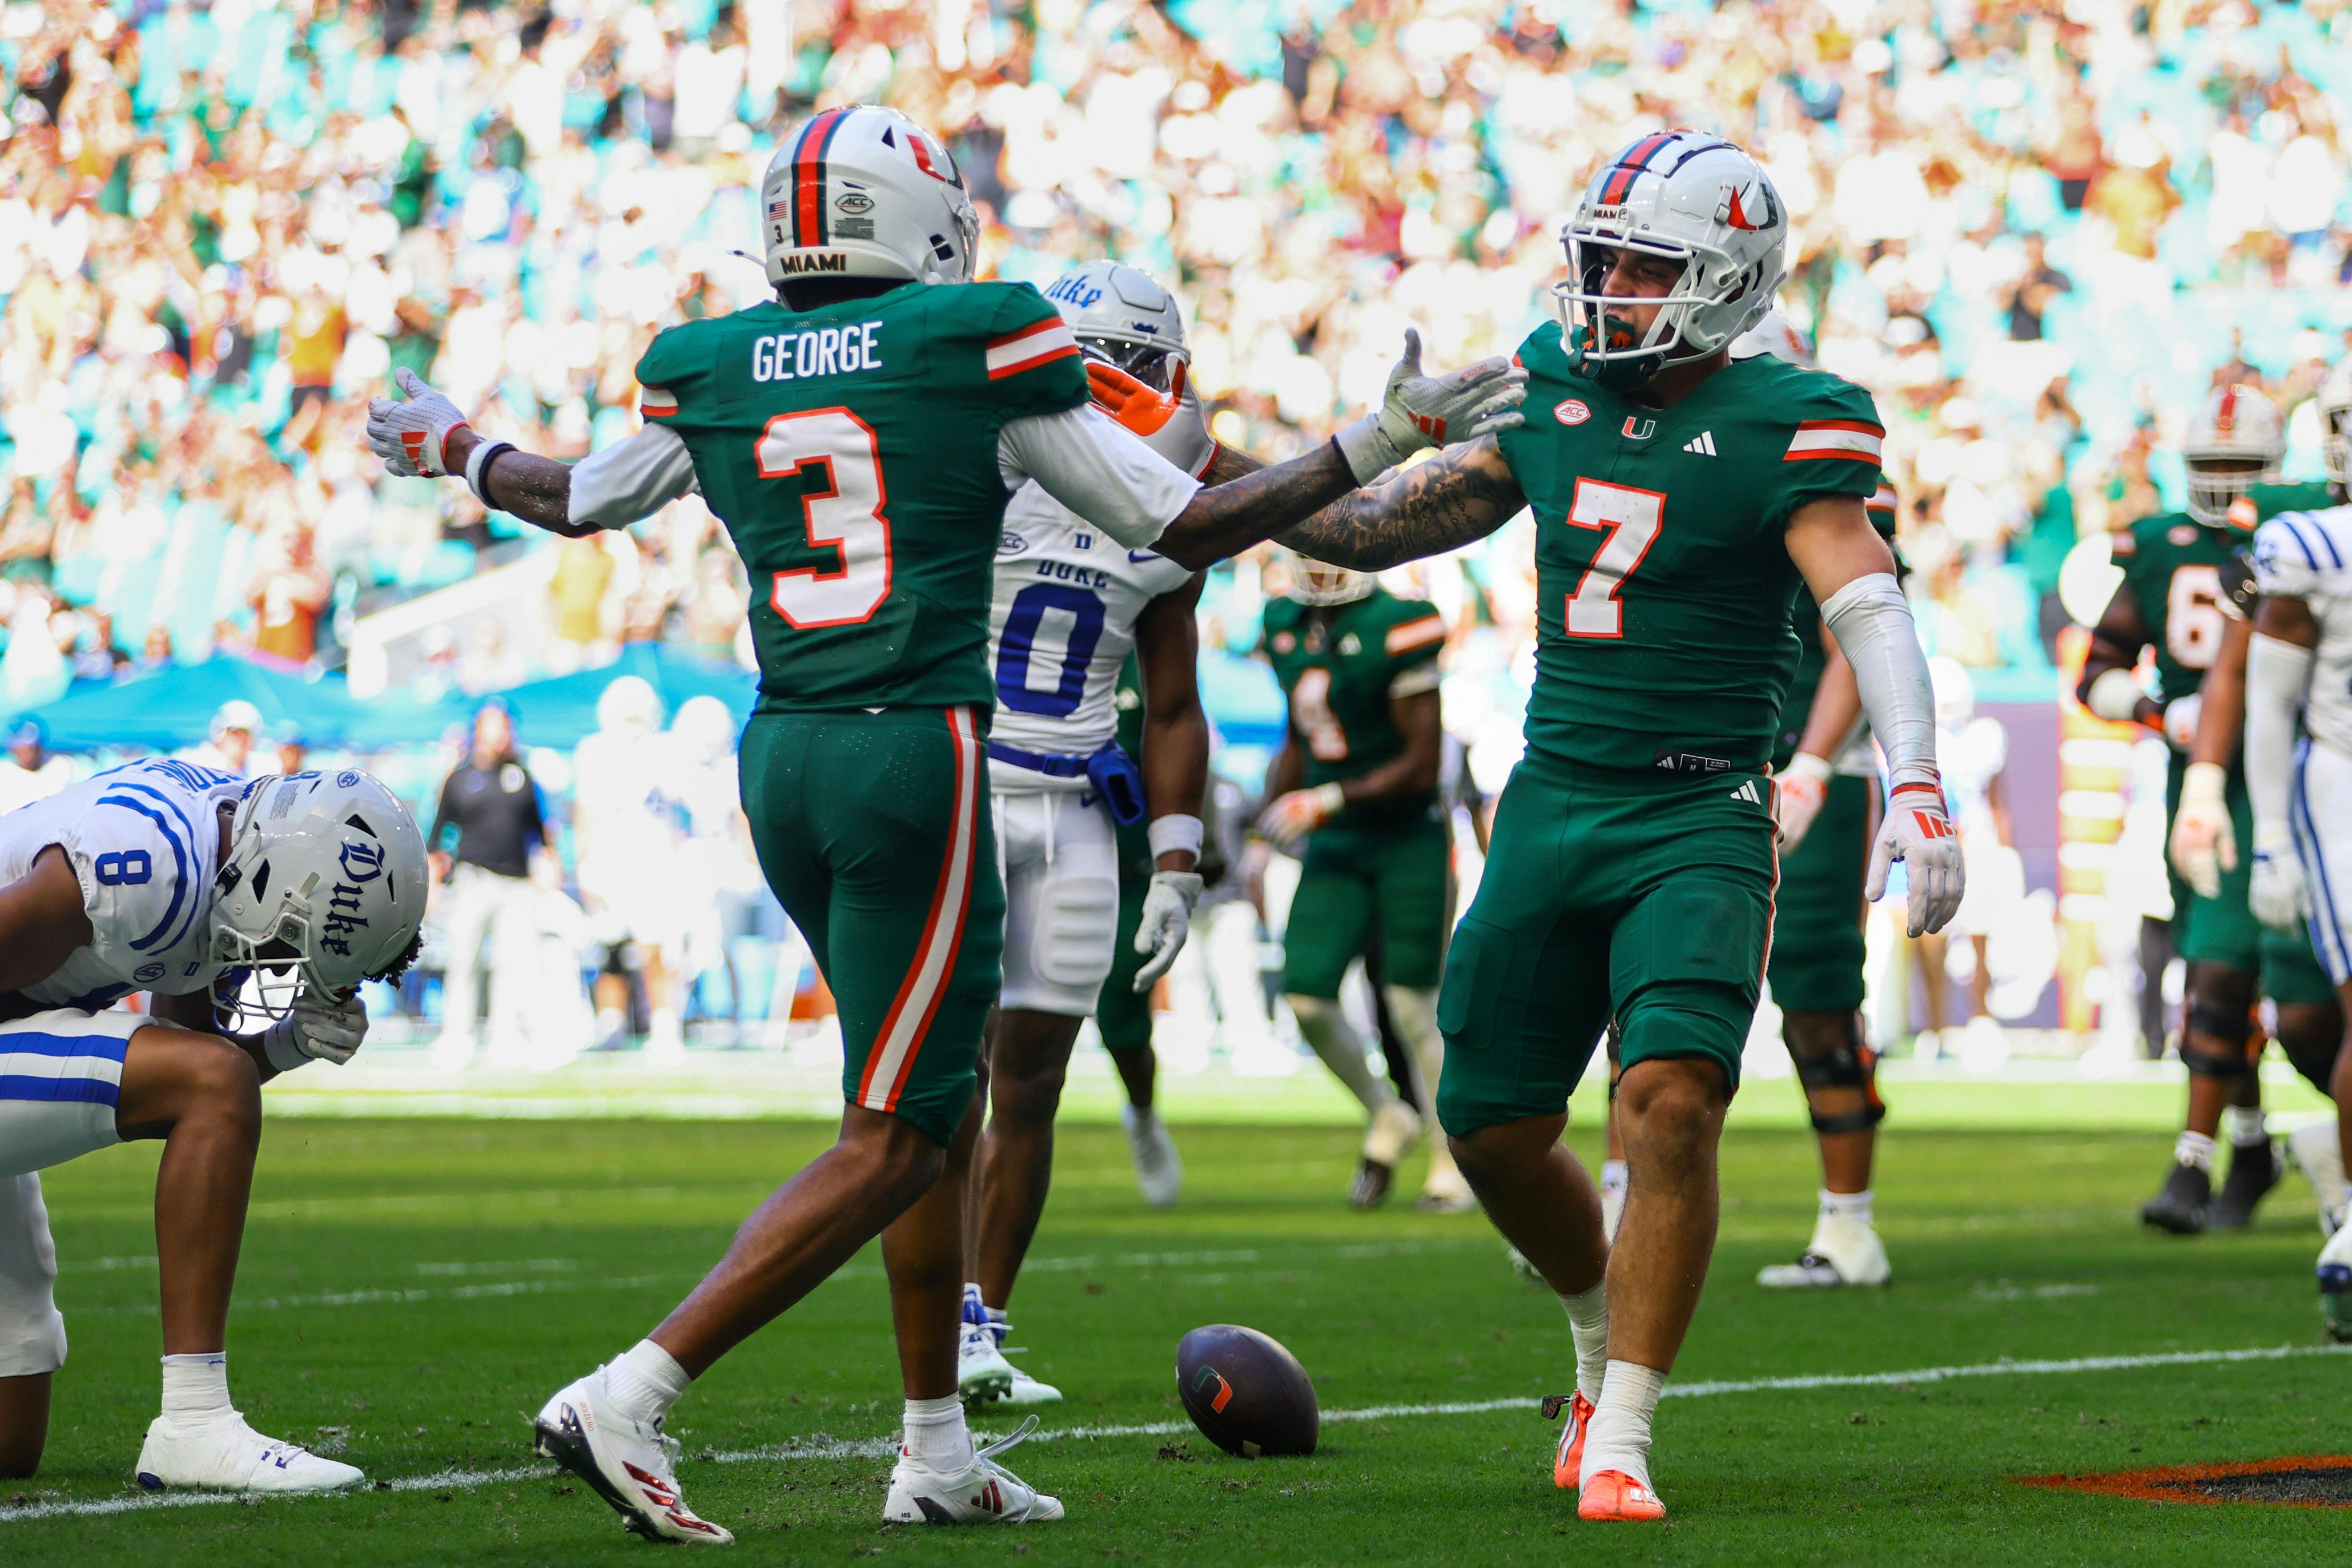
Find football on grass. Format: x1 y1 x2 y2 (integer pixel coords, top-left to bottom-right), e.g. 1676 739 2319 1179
1176 1324 1318 1458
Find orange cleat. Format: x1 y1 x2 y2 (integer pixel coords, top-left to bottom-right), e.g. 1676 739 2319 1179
1543 1393 1594 1488
1578 1469 1666 1522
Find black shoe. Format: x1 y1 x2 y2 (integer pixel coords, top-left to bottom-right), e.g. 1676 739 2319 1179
2141 1161 2211 1235
1348 1159 1395 1209
2208 1140 2281 1229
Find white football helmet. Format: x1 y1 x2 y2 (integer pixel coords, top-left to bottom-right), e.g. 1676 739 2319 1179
2183 383 2284 529
1045 260 1212 475
761 105 978 290
210 770 428 1019
1273 549 1376 608
2316 357 2352 488
672 694 738 765
1555 131 1787 389
1731 308 1815 368
596 674 664 735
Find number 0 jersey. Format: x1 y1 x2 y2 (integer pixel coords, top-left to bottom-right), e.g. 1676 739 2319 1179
987 485 1193 783
0 760 247 1016
1497 323 1885 774
2251 502 2352 757
636 279 1092 712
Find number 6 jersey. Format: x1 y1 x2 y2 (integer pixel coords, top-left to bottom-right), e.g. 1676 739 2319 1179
634 280 1105 711
1496 320 1884 774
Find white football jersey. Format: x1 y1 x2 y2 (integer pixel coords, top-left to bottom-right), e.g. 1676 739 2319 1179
987 482 1194 786
0 759 249 1011
2251 505 2352 756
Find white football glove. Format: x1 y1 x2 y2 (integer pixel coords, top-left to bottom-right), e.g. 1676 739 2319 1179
365 368 472 477
261 989 368 1071
1131 871 1205 992
2160 693 2202 753
1868 776 1964 938
2168 760 2236 901
2249 832 2310 932
1773 752 1834 851
1333 329 1529 485
1256 782 1345 853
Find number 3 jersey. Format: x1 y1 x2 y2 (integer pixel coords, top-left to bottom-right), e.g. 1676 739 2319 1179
0 760 248 1016
634 280 1094 712
1495 321 1884 774
2251 502 2352 757
987 486 1193 783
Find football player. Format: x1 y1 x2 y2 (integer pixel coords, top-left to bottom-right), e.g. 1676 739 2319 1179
1273 130 1959 1522
2234 417 2352 1334
959 262 1221 1410
0 764 423 1490
2079 383 2339 1234
2172 359 2351 1234
1258 554 1462 1211
367 103 1523 1542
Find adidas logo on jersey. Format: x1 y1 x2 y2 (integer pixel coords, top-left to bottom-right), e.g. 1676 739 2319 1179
1683 431 1718 456
1730 779 1762 803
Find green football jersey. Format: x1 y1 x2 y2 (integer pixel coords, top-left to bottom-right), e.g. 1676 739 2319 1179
1261 588 1446 829
2109 481 2333 709
636 279 1089 711
1498 324 1885 774
1774 481 1899 767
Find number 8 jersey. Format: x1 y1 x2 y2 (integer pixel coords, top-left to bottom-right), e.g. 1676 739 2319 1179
636 279 1095 711
1496 321 1885 773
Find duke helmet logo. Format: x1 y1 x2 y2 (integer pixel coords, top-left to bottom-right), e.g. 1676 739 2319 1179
339 840 386 883
1555 399 1591 426
337 771 361 788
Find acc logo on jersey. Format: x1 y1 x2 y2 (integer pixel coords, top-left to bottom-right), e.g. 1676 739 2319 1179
1338 634 1361 656
1555 399 1591 427
1272 632 1297 654
2169 524 2197 546
998 531 1028 556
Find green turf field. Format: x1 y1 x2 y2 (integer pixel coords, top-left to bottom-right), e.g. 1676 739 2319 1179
7 1115 2351 1564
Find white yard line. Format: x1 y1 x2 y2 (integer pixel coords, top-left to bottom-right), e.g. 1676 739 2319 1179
6 1340 2347 1526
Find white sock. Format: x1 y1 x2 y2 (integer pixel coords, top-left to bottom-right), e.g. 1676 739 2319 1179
605 1340 692 1430
160 1352 232 1425
1600 1159 1629 1196
2226 1107 2267 1148
903 1394 975 1471
1289 996 1392 1113
2176 1131 2217 1170
1581 1359 1666 1489
1820 1187 1873 1227
1558 1282 1610 1402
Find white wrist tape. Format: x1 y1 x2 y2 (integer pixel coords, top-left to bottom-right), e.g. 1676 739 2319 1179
466 439 516 508
1818 572 1937 787
1785 751 1834 786
2084 666 2145 724
1147 814 1205 862
262 1022 311 1075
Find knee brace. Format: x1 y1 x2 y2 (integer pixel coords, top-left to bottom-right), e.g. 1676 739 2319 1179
1790 1016 1885 1136
2180 997 2255 1077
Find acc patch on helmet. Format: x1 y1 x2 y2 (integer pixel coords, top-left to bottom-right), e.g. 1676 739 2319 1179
835 191 874 215
1555 399 1592 426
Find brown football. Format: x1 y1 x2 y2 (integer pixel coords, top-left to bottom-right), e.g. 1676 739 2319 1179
1175 1324 1318 1458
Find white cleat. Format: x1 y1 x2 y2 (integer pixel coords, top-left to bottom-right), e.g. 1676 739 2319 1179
1417 1168 1478 1214
884 1418 1064 1525
1364 1099 1423 1167
997 1363 1064 1407
1123 1104 1183 1209
958 1319 1014 1408
2288 1120 2348 1235
2320 1221 2352 1342
533 1366 733 1545
135 1414 364 1493
1756 1214 1891 1288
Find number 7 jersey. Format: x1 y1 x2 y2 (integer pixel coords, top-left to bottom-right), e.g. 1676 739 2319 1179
636 279 1092 711
1495 321 1885 773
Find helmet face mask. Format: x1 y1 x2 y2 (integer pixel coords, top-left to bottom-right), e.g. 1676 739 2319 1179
1551 132 1787 392
1079 336 1179 392
2317 359 2352 489
2182 383 2285 529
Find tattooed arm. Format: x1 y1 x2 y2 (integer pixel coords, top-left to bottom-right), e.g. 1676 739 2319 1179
1274 437 1526 570
443 430 596 535
1200 443 1266 485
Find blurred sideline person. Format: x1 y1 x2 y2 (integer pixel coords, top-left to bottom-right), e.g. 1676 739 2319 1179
427 702 554 1070
667 697 766 1028
1912 659 2020 1057
0 721 70 815
1257 552 1460 1211
963 262 1217 1411
180 701 263 780
573 676 686 1064
0 764 423 1489
2081 383 2337 1233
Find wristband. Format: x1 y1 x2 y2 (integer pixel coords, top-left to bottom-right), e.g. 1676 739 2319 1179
466 439 517 508
262 1021 310 1075
2083 666 2144 723
1784 751 1834 787
1147 814 1204 861
2181 760 2228 810
1311 781 1346 816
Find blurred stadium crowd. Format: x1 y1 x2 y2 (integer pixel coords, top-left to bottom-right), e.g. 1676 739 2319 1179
0 0 2348 1052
